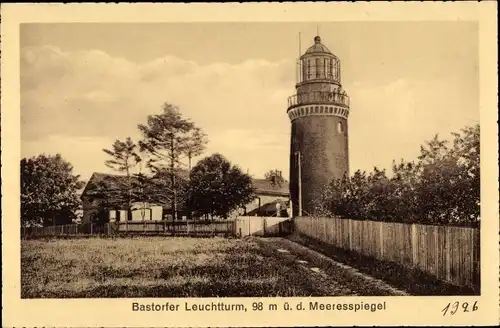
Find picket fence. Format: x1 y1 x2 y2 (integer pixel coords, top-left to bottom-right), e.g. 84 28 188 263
294 216 480 290
21 217 293 238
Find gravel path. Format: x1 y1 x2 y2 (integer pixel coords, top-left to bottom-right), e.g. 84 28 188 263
255 237 409 296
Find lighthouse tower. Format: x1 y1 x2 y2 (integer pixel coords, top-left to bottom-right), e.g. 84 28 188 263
287 35 350 216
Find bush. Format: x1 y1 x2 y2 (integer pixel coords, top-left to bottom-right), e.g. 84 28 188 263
317 124 480 227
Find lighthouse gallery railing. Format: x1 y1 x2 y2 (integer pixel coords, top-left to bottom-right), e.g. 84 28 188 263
288 90 350 109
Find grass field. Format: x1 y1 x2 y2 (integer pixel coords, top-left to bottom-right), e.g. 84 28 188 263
21 236 405 298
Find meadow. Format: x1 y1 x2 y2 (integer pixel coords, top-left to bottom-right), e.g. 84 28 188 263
21 236 405 298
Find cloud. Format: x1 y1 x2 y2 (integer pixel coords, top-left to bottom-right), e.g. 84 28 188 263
21 45 477 181
348 77 478 175
21 46 295 179
22 135 117 181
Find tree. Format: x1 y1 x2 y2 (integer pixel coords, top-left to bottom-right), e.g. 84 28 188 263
21 154 84 227
185 128 208 170
450 124 480 223
317 124 480 227
138 103 207 220
102 137 141 220
388 159 422 222
189 153 256 219
264 169 287 187
417 125 480 225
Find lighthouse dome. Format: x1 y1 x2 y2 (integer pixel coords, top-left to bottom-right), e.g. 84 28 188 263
304 36 332 55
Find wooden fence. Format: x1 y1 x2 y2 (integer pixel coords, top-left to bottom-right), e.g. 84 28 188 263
234 216 293 237
21 217 293 238
294 216 480 290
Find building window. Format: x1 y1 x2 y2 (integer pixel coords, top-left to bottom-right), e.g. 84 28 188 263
337 122 344 133
324 58 328 79
302 59 306 81
307 60 311 79
329 59 334 79
316 58 321 78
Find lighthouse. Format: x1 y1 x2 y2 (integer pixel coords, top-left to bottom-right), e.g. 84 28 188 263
287 35 350 217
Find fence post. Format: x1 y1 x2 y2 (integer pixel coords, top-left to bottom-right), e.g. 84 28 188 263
445 226 451 281
411 224 417 267
348 219 353 250
90 223 93 235
379 222 384 259
323 217 327 242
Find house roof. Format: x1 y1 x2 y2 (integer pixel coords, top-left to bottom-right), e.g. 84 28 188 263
81 172 128 198
252 178 289 196
247 198 290 216
82 172 289 199
81 171 188 198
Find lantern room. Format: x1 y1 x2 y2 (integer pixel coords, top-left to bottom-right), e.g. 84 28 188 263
297 36 341 85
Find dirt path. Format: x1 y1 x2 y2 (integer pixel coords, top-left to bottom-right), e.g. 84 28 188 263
255 237 409 296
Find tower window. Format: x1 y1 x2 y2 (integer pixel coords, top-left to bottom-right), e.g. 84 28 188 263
329 59 334 79
307 60 311 79
316 58 321 78
337 122 344 134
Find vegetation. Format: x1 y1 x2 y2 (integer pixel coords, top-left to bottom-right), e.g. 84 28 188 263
138 103 207 220
189 153 256 219
264 169 287 187
314 124 480 227
20 154 84 227
21 236 404 298
101 137 142 220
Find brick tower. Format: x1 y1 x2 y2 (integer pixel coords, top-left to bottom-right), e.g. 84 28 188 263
287 35 350 216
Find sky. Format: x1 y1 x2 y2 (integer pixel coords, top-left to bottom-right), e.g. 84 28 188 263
20 22 479 182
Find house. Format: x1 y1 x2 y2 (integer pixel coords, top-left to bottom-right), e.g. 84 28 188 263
234 176 290 218
81 171 290 223
80 172 168 224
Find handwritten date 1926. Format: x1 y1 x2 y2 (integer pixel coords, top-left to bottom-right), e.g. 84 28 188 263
442 301 478 316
